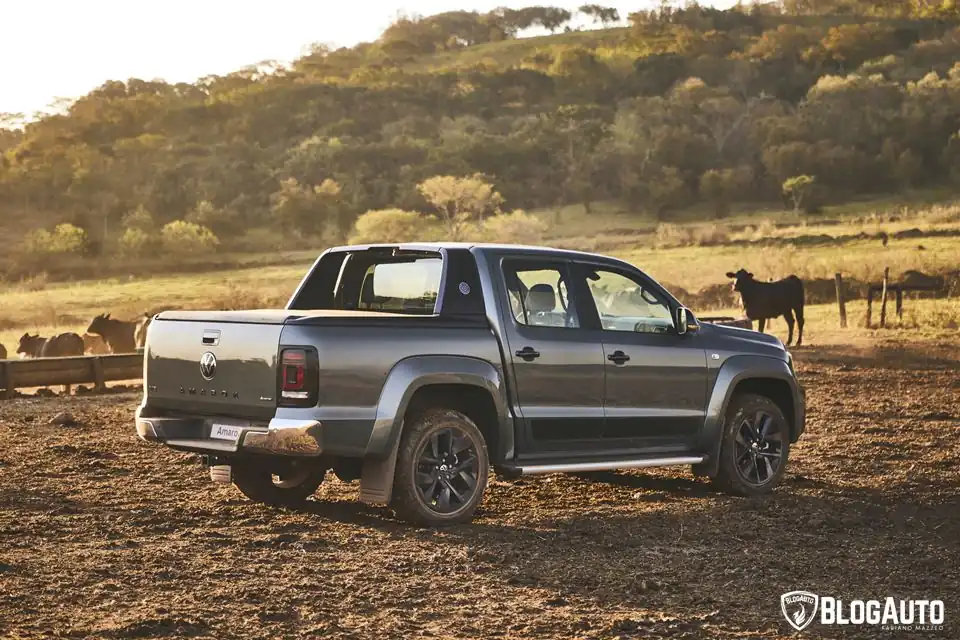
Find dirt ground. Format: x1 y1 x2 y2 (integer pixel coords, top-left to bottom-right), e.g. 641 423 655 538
1 339 958 639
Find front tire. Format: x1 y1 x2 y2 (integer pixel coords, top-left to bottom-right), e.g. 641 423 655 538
231 460 325 506
711 393 790 496
390 409 489 526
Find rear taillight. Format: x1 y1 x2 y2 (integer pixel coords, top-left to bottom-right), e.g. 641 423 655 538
279 348 318 406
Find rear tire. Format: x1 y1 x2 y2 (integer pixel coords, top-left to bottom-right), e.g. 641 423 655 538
711 393 790 497
390 409 489 526
231 460 325 506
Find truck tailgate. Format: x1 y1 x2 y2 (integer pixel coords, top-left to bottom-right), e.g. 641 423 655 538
144 311 289 420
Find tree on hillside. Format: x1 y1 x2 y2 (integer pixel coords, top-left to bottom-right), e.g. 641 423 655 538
185 200 239 237
782 175 816 213
417 175 503 240
535 7 573 33
269 178 343 236
699 166 754 218
579 5 620 26
548 105 608 219
121 205 156 232
4 4 960 270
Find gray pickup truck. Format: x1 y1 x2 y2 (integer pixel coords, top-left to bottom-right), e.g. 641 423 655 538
136 242 805 525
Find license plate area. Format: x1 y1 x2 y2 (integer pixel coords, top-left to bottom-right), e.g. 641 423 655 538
208 419 250 443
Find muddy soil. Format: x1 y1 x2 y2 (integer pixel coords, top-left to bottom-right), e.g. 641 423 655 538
1 342 958 639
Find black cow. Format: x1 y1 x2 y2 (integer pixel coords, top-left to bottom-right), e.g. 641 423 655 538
726 269 805 346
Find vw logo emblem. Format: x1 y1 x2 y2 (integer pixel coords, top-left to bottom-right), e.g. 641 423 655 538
199 351 217 380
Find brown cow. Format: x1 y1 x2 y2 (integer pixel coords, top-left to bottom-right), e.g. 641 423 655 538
82 333 111 354
40 333 85 357
16 332 83 395
0 343 6 360
17 333 47 358
135 313 153 349
87 313 137 353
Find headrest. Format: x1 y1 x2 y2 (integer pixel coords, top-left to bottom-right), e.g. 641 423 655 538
526 283 556 313
360 273 378 304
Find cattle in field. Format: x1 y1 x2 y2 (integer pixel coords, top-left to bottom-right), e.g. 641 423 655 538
0 343 6 359
40 332 85 357
135 313 154 349
17 333 47 358
87 313 137 353
726 269 805 346
82 333 111 354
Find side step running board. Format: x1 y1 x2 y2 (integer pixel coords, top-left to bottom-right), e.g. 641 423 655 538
512 456 705 476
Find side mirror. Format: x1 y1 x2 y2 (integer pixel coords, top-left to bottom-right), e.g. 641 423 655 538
675 307 698 335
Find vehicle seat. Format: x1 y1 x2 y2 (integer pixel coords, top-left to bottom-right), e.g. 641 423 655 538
526 284 567 327
360 273 387 310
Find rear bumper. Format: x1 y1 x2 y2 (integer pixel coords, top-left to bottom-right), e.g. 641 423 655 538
135 409 323 457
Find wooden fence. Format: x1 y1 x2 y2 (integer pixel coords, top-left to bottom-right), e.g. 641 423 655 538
0 353 143 398
835 268 947 329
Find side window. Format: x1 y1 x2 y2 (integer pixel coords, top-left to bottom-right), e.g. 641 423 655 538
503 261 580 329
585 268 673 334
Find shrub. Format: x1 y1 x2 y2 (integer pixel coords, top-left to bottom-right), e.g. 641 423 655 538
118 228 157 257
122 205 156 232
160 220 220 254
349 209 433 243
23 223 88 254
692 222 730 246
186 200 240 236
654 223 694 248
480 210 547 244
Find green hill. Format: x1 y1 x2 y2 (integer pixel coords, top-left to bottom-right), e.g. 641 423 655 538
1 2 959 281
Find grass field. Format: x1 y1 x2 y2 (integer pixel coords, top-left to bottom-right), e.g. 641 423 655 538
0 196 957 355
0 258 956 355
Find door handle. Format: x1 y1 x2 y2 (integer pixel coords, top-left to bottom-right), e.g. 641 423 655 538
607 350 630 365
515 346 541 361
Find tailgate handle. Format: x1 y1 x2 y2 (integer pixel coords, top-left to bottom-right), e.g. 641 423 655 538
202 329 221 346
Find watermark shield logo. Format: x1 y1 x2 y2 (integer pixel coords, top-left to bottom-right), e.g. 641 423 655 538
781 591 819 632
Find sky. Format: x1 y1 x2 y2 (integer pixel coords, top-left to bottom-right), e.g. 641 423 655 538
2 0 738 118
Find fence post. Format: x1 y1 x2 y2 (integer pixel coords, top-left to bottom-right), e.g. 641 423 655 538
866 287 873 328
834 272 847 328
91 357 106 392
0 361 11 400
880 267 890 328
895 286 903 320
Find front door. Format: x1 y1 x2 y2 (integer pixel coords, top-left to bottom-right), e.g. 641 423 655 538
497 257 606 454
578 264 708 450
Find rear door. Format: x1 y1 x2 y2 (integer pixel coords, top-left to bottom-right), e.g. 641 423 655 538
144 311 287 421
496 257 606 453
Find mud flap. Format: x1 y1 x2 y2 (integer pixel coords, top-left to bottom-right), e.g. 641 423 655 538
359 434 402 506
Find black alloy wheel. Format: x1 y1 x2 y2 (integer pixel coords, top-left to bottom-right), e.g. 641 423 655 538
414 427 481 514
733 409 785 486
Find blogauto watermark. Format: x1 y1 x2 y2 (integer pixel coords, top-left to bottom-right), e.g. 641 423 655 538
780 590 946 633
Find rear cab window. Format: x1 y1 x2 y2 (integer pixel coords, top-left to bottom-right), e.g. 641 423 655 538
288 248 445 315
356 258 442 314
